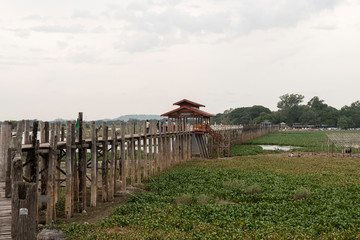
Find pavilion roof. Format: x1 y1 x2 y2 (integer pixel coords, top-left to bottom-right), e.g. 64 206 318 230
161 105 215 118
173 99 205 108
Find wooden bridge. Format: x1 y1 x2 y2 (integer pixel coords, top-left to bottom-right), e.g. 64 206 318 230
0 113 279 239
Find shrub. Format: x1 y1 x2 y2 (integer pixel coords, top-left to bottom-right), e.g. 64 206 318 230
293 187 311 201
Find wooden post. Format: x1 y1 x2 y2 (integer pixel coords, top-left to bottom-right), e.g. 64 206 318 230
40 122 49 207
137 122 142 184
1 122 11 195
109 123 116 200
61 126 65 142
102 122 108 202
130 123 135 186
11 156 37 240
158 125 163 172
71 123 77 215
142 121 148 180
29 121 39 184
55 122 61 204
23 120 31 181
154 126 158 174
65 121 73 218
77 112 87 212
148 123 153 176
46 124 57 225
120 122 126 191
90 121 97 207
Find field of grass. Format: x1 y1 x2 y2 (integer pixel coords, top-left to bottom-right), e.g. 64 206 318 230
59 155 360 239
244 130 360 153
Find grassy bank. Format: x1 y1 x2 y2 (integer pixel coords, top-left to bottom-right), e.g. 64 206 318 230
59 155 360 239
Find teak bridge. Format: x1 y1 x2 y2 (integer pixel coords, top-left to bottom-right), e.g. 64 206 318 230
0 112 279 239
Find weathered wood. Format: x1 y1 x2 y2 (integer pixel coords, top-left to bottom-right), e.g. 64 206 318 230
12 156 23 186
11 182 37 240
71 123 76 215
109 123 116 199
55 122 61 204
101 122 108 202
148 123 153 176
137 122 142 184
143 121 148 179
46 124 57 224
0 180 11 239
90 121 97 207
40 122 49 208
30 121 39 184
65 121 73 218
24 120 31 181
0 122 11 182
120 122 126 191
130 122 135 186
77 112 86 212
154 126 158 174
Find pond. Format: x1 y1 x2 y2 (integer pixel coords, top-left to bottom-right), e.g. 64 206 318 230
258 145 300 151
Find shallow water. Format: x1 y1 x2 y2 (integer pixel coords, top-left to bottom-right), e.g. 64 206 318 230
258 145 299 151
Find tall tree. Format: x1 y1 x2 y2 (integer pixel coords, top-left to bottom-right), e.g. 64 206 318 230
277 94 305 125
277 94 305 110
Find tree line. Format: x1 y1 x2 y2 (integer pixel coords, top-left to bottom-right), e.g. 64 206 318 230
211 94 360 129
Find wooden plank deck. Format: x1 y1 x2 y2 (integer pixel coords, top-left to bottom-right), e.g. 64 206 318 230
0 181 11 240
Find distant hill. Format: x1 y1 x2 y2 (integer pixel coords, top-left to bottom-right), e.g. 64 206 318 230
112 114 165 122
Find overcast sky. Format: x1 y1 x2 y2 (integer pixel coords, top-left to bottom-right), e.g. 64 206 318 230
1 0 360 121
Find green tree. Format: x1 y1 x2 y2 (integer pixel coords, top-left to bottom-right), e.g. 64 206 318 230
338 116 355 129
277 94 305 125
277 94 305 110
299 106 319 125
307 96 327 110
340 101 360 128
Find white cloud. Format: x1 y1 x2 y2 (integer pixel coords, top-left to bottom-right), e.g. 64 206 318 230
72 10 97 19
31 24 86 33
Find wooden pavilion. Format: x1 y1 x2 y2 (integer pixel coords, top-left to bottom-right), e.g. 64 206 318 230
161 99 215 133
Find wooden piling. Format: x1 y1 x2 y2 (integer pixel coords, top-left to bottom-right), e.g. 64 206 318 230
78 113 87 212
90 122 97 207
71 123 77 215
120 122 126 191
109 123 116 199
55 122 61 204
137 122 142 184
46 124 57 225
65 121 73 218
11 156 37 240
148 123 153 176
101 122 108 202
130 122 136 186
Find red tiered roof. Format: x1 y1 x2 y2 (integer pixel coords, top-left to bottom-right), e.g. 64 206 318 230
173 99 205 108
161 99 215 118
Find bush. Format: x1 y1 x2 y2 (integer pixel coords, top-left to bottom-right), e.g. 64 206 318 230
293 188 311 200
